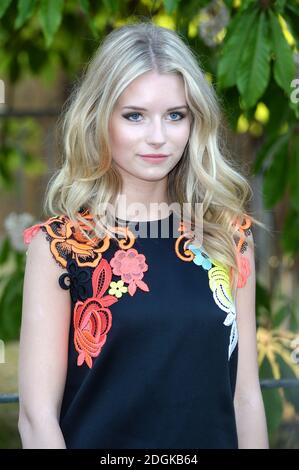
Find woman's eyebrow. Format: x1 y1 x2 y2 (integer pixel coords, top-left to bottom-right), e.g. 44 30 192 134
122 105 189 111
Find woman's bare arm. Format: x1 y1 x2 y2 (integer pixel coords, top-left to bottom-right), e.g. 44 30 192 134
233 231 269 448
18 229 71 448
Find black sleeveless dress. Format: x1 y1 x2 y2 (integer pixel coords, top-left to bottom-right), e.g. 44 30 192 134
23 207 246 449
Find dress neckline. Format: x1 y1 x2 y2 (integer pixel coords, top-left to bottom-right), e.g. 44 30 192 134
115 210 174 225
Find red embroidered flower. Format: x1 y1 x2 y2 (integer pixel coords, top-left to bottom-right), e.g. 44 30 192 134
23 224 42 244
236 252 251 288
74 258 118 368
110 248 150 296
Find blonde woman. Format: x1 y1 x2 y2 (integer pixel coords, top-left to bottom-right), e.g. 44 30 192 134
19 21 269 449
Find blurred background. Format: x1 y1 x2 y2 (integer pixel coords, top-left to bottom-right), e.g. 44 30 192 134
0 0 299 449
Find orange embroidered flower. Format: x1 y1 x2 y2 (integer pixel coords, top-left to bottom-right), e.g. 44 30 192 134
236 252 251 288
74 258 118 368
232 215 252 253
40 215 107 269
110 248 150 296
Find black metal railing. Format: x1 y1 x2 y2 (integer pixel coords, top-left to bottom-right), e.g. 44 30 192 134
1 379 299 404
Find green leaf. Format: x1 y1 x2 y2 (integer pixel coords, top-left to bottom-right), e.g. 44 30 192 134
268 10 296 94
218 7 259 89
281 207 299 254
236 11 271 109
79 0 89 15
0 237 11 264
262 140 288 208
0 0 12 18
102 0 121 14
15 0 36 29
0 237 11 265
273 0 286 14
260 357 284 436
163 0 180 15
253 132 289 175
256 280 271 319
39 0 64 47
237 16 271 106
273 305 291 328
275 355 299 414
289 134 299 212
289 305 298 331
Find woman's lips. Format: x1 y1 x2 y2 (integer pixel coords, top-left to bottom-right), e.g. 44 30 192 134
138 154 169 162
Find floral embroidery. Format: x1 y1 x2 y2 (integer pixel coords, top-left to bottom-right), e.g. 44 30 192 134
59 259 92 304
208 259 237 360
188 244 212 270
174 215 253 360
236 251 251 288
23 218 52 244
23 214 109 269
109 280 128 298
74 258 118 368
23 207 151 369
231 215 252 288
24 206 252 367
110 248 150 296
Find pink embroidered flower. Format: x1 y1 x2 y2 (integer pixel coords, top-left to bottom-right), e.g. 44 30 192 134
74 258 118 368
237 252 251 288
110 248 150 296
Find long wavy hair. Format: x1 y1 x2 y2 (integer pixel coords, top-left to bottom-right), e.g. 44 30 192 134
44 20 265 304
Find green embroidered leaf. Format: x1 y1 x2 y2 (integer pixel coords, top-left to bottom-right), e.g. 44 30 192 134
218 7 259 89
236 11 271 109
268 10 296 95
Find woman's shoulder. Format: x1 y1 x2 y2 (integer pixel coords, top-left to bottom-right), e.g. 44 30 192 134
22 207 106 270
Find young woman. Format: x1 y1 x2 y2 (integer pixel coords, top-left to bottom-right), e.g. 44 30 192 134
18 21 269 449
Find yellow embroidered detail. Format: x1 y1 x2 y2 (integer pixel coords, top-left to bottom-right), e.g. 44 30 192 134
108 280 128 298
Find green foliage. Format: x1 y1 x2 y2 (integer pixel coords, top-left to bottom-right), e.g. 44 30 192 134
0 237 25 341
218 7 259 89
0 119 46 190
39 0 64 47
268 9 296 94
259 357 284 438
0 0 299 447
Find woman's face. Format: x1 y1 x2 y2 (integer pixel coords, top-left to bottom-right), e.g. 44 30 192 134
108 71 192 184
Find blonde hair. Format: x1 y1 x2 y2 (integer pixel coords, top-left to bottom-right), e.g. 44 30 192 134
44 19 266 304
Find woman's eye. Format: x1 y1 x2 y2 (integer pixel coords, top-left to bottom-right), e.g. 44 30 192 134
123 111 185 122
169 112 185 120
125 112 142 121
